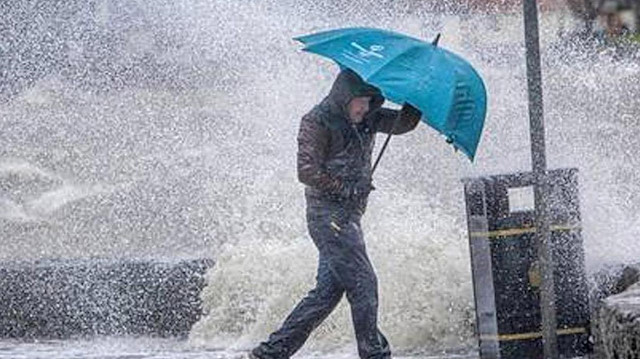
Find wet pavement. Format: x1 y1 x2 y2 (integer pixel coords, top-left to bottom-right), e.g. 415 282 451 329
0 338 478 359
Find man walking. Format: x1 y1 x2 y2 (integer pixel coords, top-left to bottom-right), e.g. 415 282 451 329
251 69 421 359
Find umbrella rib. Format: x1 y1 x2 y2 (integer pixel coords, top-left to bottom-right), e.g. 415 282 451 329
295 28 372 47
363 44 425 103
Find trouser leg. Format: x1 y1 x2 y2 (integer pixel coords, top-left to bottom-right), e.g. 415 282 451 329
252 252 344 359
253 203 390 359
314 206 391 359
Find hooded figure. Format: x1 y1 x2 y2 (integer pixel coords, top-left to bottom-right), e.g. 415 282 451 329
298 69 420 211
251 69 421 359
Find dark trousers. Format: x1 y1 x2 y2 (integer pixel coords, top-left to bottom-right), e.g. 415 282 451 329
253 201 390 359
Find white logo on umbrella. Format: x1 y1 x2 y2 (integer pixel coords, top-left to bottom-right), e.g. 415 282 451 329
350 42 385 59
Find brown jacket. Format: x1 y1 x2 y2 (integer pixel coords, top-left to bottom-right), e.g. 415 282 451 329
297 69 420 206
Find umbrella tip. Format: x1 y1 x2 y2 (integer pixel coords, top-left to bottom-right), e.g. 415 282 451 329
432 33 441 46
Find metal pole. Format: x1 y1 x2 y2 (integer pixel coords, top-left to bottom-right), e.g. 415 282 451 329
522 0 558 358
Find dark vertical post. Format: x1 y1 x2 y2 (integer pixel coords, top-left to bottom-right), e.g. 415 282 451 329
523 0 558 358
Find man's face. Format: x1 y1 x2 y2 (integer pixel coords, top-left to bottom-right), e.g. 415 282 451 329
347 96 371 123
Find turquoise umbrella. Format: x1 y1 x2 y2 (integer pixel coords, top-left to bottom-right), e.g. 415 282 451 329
295 27 487 161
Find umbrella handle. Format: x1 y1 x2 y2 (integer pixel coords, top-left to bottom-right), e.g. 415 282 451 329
372 132 392 175
371 112 402 175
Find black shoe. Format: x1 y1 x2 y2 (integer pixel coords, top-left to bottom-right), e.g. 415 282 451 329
250 347 271 359
235 351 261 359
235 348 268 359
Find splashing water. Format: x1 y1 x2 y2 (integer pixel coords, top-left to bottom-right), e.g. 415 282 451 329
2 0 640 356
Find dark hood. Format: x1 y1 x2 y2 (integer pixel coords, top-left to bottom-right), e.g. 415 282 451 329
321 69 385 121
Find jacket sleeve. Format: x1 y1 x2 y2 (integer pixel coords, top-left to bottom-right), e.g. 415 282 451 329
370 104 421 135
296 115 343 194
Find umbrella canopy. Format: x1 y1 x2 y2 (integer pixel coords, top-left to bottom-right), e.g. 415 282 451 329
295 27 487 161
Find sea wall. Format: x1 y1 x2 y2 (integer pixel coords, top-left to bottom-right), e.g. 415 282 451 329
592 264 640 358
0 259 212 338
